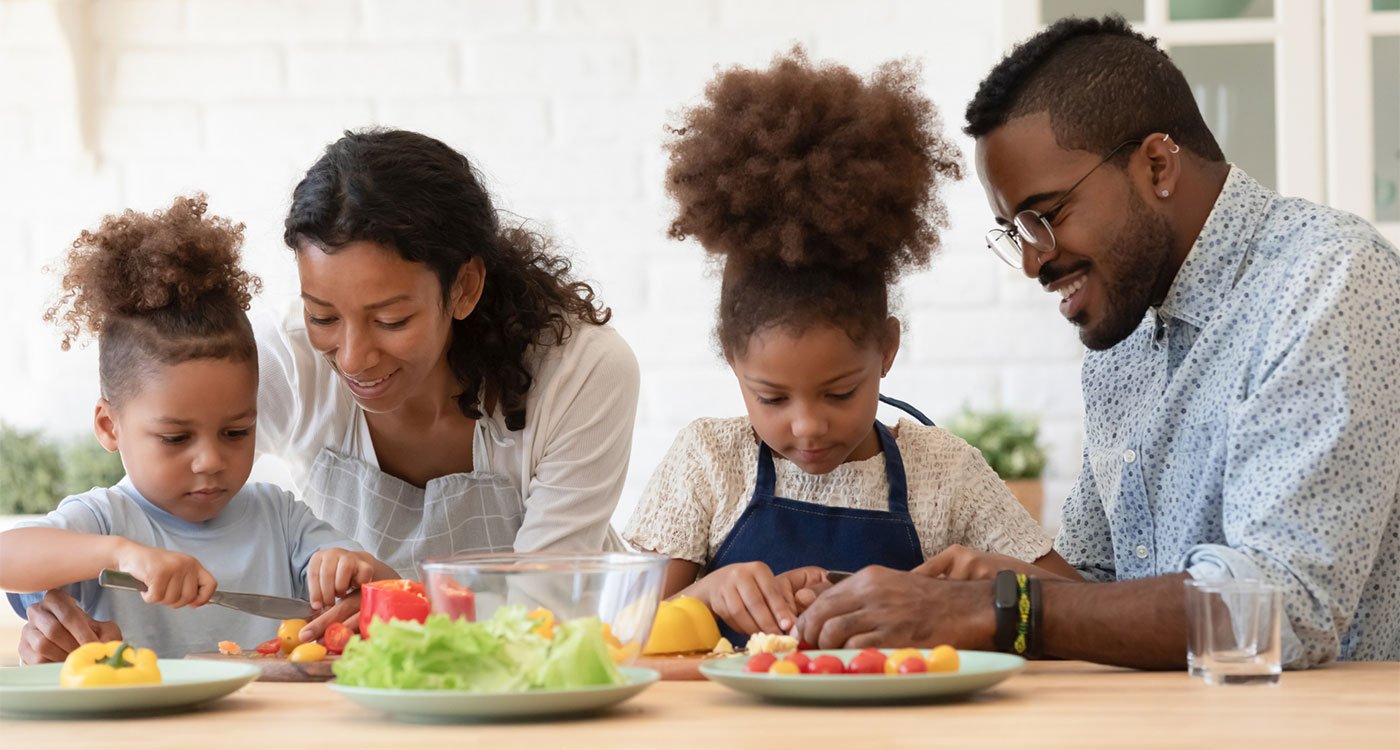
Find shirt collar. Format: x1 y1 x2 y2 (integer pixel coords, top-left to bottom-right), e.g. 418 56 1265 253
1157 166 1274 329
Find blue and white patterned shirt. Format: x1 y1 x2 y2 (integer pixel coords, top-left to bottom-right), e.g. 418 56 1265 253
1055 167 1400 667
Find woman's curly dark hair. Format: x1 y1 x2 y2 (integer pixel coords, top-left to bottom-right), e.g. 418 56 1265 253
664 47 963 357
45 194 261 405
284 129 611 431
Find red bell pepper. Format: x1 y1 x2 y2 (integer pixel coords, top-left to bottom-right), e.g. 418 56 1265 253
358 579 431 638
426 574 476 623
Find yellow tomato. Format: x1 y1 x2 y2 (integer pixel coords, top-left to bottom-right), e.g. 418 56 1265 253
289 642 327 663
278 618 308 655
768 659 802 675
926 644 959 672
885 648 925 675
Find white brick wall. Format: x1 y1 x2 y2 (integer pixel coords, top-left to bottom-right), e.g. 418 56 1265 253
0 0 1087 542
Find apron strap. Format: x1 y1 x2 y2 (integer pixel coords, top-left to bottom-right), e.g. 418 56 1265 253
874 421 911 515
879 394 935 426
755 441 780 496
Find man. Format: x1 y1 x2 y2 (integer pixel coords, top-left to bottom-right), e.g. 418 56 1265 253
793 15 1399 668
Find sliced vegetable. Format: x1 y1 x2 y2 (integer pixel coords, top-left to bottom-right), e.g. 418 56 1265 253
322 622 351 655
290 642 328 662
359 579 431 638
217 640 242 656
427 576 477 622
60 642 161 688
643 596 721 655
278 618 308 655
254 638 282 655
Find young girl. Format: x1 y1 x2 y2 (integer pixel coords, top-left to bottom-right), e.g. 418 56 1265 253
0 195 395 658
624 50 1078 644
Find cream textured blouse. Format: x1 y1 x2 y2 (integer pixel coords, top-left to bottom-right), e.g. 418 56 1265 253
624 416 1053 566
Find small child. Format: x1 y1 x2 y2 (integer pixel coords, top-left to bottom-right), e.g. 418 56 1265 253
0 195 395 658
624 50 1079 644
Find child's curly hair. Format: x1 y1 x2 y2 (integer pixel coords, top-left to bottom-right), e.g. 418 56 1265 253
665 47 963 356
45 194 262 405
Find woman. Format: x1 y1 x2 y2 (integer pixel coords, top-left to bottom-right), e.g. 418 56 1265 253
15 129 640 662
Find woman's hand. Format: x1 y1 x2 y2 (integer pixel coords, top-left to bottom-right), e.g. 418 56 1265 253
17 588 123 664
112 540 217 608
685 562 822 635
299 590 362 643
306 548 387 611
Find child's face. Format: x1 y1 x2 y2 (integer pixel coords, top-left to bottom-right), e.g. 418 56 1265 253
295 240 483 416
94 358 258 523
730 323 898 475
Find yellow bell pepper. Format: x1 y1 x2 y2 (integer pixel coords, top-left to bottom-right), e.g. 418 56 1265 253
527 608 556 640
60 641 161 688
642 596 721 655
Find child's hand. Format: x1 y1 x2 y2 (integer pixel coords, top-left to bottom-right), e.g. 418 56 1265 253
306 548 382 611
778 566 831 614
915 544 1039 580
113 541 217 608
689 561 802 635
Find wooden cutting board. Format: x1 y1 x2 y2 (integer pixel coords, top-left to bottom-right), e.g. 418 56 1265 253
633 652 730 681
185 652 339 682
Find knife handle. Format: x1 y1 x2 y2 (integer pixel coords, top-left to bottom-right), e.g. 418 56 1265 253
98 569 148 592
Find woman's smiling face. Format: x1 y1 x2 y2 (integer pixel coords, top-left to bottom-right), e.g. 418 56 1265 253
295 240 473 414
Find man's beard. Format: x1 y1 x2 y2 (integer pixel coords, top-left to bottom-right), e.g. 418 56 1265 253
1079 193 1177 351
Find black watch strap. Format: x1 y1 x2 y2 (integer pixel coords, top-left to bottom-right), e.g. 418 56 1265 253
993 570 1020 653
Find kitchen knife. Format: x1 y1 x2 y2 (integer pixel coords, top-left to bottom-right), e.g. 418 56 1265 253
99 569 314 620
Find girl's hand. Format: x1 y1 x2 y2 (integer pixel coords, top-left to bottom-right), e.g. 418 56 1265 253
686 561 802 635
778 566 832 614
113 540 217 608
306 548 382 611
915 544 1043 580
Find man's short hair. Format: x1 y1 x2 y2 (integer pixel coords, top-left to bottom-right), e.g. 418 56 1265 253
964 14 1225 162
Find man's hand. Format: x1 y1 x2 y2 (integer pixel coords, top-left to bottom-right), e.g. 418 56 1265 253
793 566 996 649
18 588 122 664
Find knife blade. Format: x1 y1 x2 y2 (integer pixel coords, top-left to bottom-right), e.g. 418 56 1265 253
99 569 314 620
826 569 855 584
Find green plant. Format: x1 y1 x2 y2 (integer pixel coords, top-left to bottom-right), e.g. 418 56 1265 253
0 423 125 515
944 407 1046 481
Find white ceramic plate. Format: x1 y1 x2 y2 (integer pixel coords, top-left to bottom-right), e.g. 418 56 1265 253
699 649 1024 704
328 666 660 722
0 659 260 717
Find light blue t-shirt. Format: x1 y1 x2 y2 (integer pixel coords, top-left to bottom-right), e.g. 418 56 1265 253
6 479 362 658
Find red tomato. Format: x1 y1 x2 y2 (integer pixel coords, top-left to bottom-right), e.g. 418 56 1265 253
896 657 928 674
254 638 281 655
787 652 811 672
806 655 845 674
745 653 778 673
846 648 887 674
359 579 431 638
796 639 816 651
322 621 351 655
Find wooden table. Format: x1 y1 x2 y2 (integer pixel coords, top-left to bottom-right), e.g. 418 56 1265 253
3 626 1397 749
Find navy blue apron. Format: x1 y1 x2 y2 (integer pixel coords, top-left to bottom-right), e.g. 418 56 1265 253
705 395 933 646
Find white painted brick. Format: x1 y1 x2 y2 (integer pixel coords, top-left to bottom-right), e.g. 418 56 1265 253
371 97 550 152
636 32 817 93
91 0 186 45
0 0 67 48
205 101 375 158
288 45 455 97
550 95 673 144
480 145 643 202
0 221 29 276
463 38 636 96
0 50 77 102
902 253 998 308
909 307 1085 364
110 48 284 101
644 254 719 316
98 104 202 157
545 0 716 31
637 365 743 426
185 0 360 42
0 162 122 222
0 107 31 157
717 0 896 29
613 311 716 366
879 365 1001 424
362 0 534 38
1001 362 1085 420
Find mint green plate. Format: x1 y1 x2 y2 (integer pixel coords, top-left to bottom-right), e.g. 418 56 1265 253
0 659 260 717
699 650 1024 704
328 667 660 722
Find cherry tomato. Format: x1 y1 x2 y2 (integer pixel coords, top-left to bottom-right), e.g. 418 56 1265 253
796 639 816 651
926 644 959 673
885 648 925 675
322 621 351 655
846 648 887 674
277 618 308 655
896 657 927 674
806 654 845 674
787 652 811 672
745 653 778 673
768 659 801 675
254 638 281 655
289 642 327 663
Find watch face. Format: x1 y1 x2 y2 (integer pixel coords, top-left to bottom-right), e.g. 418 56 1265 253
995 571 1020 608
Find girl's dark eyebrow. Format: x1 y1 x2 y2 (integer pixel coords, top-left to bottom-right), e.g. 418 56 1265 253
744 367 865 389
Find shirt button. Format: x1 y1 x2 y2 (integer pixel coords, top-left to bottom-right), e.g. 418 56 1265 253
1135 545 1149 559
1123 449 1137 463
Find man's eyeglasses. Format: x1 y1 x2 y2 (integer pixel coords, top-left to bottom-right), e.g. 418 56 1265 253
984 139 1143 269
